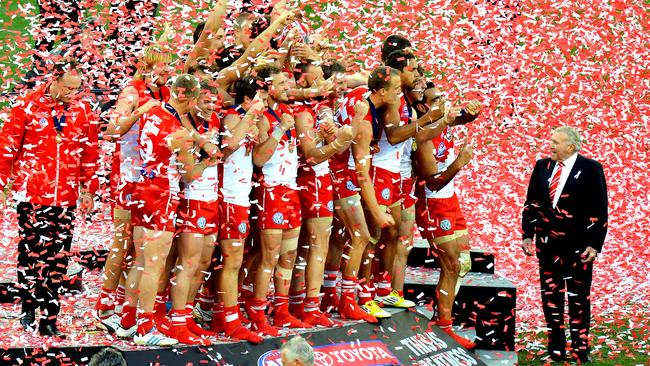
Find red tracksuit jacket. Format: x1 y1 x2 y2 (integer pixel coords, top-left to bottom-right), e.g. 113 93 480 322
0 83 99 207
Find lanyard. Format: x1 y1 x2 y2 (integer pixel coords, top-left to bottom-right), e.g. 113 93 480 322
266 107 292 141
233 105 247 115
367 97 382 143
188 112 209 134
163 103 181 122
405 96 413 120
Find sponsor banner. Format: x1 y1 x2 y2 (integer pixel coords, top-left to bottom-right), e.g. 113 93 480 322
258 340 400 366
122 310 486 366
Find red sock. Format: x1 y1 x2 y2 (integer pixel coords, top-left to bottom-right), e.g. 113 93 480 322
210 302 225 332
115 285 126 306
196 290 214 310
340 275 357 303
95 286 116 313
397 290 404 297
274 294 290 315
358 281 374 305
376 272 392 297
303 296 320 315
154 291 168 319
289 289 305 318
137 312 154 335
185 303 216 337
120 305 137 329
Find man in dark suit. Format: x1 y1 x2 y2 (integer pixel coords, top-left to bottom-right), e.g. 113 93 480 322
521 126 608 363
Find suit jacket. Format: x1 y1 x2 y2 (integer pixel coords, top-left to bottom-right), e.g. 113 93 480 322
522 154 608 252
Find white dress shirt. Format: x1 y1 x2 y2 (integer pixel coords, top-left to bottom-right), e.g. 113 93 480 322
549 152 578 208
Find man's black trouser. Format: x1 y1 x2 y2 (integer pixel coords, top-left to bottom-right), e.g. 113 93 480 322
16 202 75 326
537 243 593 356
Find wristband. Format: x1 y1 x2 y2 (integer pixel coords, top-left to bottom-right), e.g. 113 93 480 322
271 126 285 141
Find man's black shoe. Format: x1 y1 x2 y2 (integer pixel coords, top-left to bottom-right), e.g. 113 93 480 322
39 323 66 339
548 351 565 362
572 352 591 364
20 311 36 332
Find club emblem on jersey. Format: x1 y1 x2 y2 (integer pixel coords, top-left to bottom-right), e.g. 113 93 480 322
444 129 453 141
346 180 357 191
440 219 452 231
197 217 207 229
381 188 391 200
39 117 48 127
327 200 334 212
272 212 284 225
238 221 248 234
125 193 132 203
436 142 446 158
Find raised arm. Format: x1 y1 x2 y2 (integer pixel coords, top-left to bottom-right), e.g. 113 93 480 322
216 11 296 88
415 140 473 192
383 101 445 145
184 0 228 72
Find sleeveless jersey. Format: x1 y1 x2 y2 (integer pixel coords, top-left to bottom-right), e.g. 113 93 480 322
182 113 221 201
261 103 299 188
294 101 330 177
425 127 456 198
113 80 170 184
220 105 255 207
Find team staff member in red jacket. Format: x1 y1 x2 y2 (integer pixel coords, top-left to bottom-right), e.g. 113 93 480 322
0 60 99 338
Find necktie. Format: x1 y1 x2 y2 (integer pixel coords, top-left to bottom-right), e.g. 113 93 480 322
549 161 564 202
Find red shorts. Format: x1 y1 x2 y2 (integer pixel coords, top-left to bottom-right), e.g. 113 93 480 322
400 177 417 210
297 173 334 220
110 178 137 212
218 202 251 240
416 193 467 240
176 198 219 235
255 185 302 230
331 169 360 201
370 166 401 207
131 185 180 232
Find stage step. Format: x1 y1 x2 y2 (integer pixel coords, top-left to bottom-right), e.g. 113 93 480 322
1 308 487 366
404 267 516 351
408 240 495 274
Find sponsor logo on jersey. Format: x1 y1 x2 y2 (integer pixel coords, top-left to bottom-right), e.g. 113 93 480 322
238 221 248 234
38 117 48 127
272 212 284 225
440 219 452 231
346 180 357 191
381 188 391 200
197 217 207 229
436 142 446 158
125 193 132 202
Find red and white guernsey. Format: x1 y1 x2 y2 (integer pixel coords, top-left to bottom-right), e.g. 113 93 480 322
261 103 299 189
332 87 372 173
367 96 408 173
220 105 254 207
425 126 456 199
294 101 330 178
138 103 183 193
111 80 170 189
400 97 416 179
182 113 221 202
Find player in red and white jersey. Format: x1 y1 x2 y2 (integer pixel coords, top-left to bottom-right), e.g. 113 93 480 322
94 45 172 332
243 66 312 335
116 75 202 347
208 77 265 343
356 50 444 318
289 62 354 327
413 82 482 350
322 66 406 324
164 80 223 345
